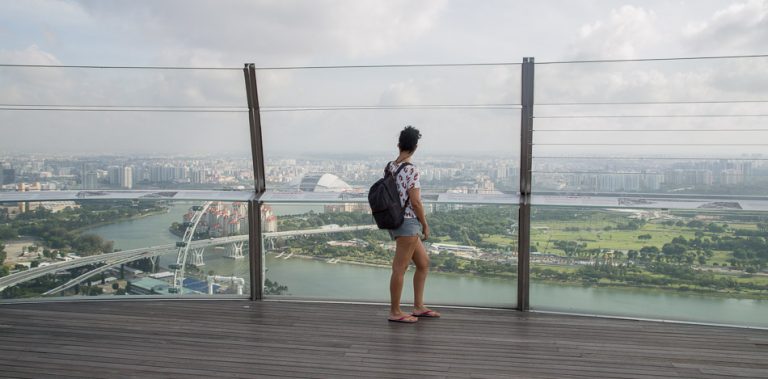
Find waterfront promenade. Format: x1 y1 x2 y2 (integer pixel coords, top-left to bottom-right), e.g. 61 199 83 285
0 300 766 378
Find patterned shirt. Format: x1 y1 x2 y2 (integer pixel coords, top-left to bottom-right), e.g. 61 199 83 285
388 161 421 219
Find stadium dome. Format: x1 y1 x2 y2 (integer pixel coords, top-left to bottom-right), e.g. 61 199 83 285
298 173 352 192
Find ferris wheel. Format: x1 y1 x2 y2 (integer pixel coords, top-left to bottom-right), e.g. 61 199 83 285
169 201 212 293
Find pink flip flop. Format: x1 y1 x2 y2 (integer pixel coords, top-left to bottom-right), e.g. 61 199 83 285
412 310 440 318
388 314 418 323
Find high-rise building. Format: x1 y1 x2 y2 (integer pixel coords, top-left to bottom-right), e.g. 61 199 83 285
84 172 98 190
494 165 508 180
120 167 133 189
262 205 277 233
192 169 205 184
148 165 183 183
1 168 15 184
175 166 189 180
16 182 42 213
150 166 163 183
108 166 121 186
641 171 663 191
664 169 713 187
163 166 175 182
720 169 744 185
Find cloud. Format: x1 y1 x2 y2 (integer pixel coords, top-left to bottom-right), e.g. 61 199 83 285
0 45 70 104
379 79 425 106
570 5 659 60
0 44 61 65
532 1 768 157
328 0 446 58
76 0 446 66
683 0 768 54
537 3 768 104
0 44 250 155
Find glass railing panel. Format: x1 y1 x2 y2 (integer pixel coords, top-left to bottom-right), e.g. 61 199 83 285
260 109 521 194
529 56 768 327
533 57 768 198
257 65 522 195
529 205 768 327
262 198 518 307
0 199 250 300
257 64 523 306
0 66 254 191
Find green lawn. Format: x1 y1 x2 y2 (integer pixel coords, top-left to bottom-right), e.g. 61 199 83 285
730 273 768 285
483 235 516 245
710 251 733 266
530 216 722 254
435 209 766 275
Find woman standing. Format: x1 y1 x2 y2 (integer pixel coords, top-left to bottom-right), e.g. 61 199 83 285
387 126 441 323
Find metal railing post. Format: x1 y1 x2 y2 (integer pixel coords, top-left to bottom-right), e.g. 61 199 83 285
247 199 264 300
244 63 267 300
517 57 535 311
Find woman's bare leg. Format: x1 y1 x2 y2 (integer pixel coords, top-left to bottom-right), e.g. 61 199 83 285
412 240 429 309
411 240 440 316
390 236 418 318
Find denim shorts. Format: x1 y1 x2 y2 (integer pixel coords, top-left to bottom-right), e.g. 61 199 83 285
388 217 422 240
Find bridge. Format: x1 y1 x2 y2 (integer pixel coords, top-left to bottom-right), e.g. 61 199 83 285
0 224 379 294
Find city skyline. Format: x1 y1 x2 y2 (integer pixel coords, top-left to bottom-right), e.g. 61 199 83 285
2 152 766 201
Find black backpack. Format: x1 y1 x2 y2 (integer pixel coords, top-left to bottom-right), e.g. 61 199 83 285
368 161 412 229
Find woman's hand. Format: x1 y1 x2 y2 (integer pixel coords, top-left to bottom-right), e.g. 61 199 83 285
421 224 430 241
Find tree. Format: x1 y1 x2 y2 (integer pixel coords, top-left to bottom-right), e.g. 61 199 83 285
662 243 687 263
640 246 660 261
71 234 114 256
707 223 726 233
441 255 459 272
0 225 17 240
627 250 639 261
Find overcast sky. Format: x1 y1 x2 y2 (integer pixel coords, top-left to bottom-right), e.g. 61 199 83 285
1 0 766 157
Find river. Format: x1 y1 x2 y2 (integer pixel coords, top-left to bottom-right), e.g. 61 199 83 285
84 202 768 328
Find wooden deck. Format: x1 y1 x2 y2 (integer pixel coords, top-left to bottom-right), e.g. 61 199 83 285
0 300 766 378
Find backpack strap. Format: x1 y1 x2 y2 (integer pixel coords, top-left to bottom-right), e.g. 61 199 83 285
386 161 413 209
384 161 412 177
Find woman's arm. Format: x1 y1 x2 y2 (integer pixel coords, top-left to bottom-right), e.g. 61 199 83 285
407 187 429 240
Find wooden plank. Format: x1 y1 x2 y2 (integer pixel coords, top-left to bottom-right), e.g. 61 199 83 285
0 300 766 379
